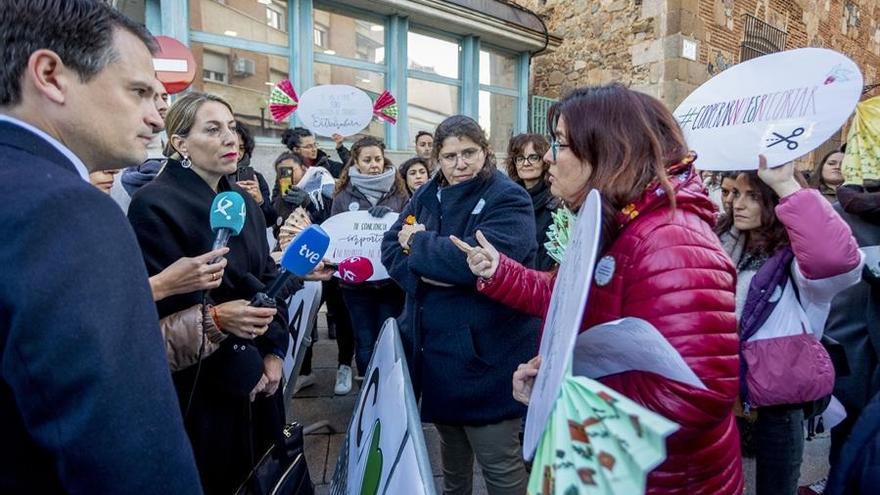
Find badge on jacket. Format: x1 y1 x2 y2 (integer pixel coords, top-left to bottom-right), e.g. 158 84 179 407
348 202 360 211
594 256 616 286
471 198 486 215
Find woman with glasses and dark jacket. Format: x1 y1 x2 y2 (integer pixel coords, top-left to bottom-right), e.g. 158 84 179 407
506 133 559 271
381 115 540 495
280 127 350 178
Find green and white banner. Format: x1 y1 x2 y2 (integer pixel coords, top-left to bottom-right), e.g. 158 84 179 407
330 319 435 495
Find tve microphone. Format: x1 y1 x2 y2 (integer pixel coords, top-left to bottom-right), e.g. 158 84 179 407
336 256 374 284
251 225 331 307
209 191 247 261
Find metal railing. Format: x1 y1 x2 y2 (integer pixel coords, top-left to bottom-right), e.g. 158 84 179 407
530 95 558 135
740 14 788 62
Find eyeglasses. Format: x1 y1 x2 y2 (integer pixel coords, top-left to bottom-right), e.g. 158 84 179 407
296 143 318 150
550 140 570 161
514 154 542 166
439 148 482 166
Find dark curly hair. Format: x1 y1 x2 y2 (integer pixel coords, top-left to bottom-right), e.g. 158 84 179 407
234 121 254 161
505 133 550 184
431 115 496 187
281 127 313 150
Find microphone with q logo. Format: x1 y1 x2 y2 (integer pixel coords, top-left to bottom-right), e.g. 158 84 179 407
209 191 247 263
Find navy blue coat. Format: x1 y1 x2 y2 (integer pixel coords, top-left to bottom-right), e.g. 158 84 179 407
0 120 201 493
827 390 880 494
381 169 540 426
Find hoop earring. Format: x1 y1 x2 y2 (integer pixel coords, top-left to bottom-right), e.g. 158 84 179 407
181 155 192 169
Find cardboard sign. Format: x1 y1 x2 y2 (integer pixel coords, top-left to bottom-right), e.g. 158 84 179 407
330 319 435 495
321 211 399 282
674 48 863 170
523 190 603 461
297 85 375 137
282 281 323 409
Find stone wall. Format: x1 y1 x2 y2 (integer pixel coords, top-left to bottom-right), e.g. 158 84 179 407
522 0 880 167
518 0 662 100
524 0 880 107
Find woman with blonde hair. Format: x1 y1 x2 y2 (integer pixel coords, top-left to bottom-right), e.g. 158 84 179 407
128 92 291 494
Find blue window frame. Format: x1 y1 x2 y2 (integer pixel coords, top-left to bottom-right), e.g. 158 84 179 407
162 0 530 150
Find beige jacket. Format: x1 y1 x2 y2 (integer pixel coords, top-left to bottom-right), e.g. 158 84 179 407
161 304 227 372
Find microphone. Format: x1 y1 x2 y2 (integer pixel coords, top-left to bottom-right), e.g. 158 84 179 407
209 191 247 262
251 225 331 307
336 256 374 284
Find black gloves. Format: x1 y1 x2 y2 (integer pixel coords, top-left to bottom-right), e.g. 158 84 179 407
282 186 310 207
368 205 393 218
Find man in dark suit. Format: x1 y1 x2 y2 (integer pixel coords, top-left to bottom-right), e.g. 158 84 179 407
0 1 202 493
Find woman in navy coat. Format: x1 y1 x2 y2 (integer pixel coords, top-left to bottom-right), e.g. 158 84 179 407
381 115 539 495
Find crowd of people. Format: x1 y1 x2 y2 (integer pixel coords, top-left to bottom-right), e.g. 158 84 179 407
3 2 880 495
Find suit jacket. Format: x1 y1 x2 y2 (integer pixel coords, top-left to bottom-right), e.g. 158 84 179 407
0 119 202 493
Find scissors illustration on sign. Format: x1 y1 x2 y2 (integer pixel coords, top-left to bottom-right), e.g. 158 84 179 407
767 127 805 150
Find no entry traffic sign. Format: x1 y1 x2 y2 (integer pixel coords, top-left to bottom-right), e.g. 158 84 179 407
153 36 196 94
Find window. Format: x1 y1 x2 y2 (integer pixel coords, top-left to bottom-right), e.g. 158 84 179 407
479 47 519 152
314 63 385 139
407 30 461 146
741 14 787 62
408 78 460 142
189 0 288 46
480 48 517 89
408 31 459 79
313 8 384 64
479 91 516 153
192 42 290 139
314 25 328 48
202 51 229 83
266 6 283 31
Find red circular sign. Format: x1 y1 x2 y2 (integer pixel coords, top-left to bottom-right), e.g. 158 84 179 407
153 36 196 94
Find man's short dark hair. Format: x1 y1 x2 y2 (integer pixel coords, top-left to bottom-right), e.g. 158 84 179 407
0 0 157 106
415 131 432 143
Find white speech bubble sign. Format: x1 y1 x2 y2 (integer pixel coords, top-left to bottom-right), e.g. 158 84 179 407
673 48 862 171
298 84 374 137
523 189 603 460
321 210 399 281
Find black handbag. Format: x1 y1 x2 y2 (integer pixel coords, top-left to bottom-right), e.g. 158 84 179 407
235 422 315 495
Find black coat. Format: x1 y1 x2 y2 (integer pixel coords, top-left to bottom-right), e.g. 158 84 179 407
525 180 559 271
128 160 291 494
827 196 880 457
827 390 880 494
227 163 278 228
0 120 201 493
330 180 409 217
381 170 541 426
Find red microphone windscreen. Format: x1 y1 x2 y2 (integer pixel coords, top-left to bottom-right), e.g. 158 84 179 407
337 256 374 284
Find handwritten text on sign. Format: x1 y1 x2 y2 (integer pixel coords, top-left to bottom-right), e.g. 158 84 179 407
321 211 399 281
297 85 374 137
672 48 862 171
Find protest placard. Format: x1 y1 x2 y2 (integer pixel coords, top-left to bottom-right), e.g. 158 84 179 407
674 48 862 170
297 85 375 137
330 319 435 495
523 189 603 461
321 210 398 282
